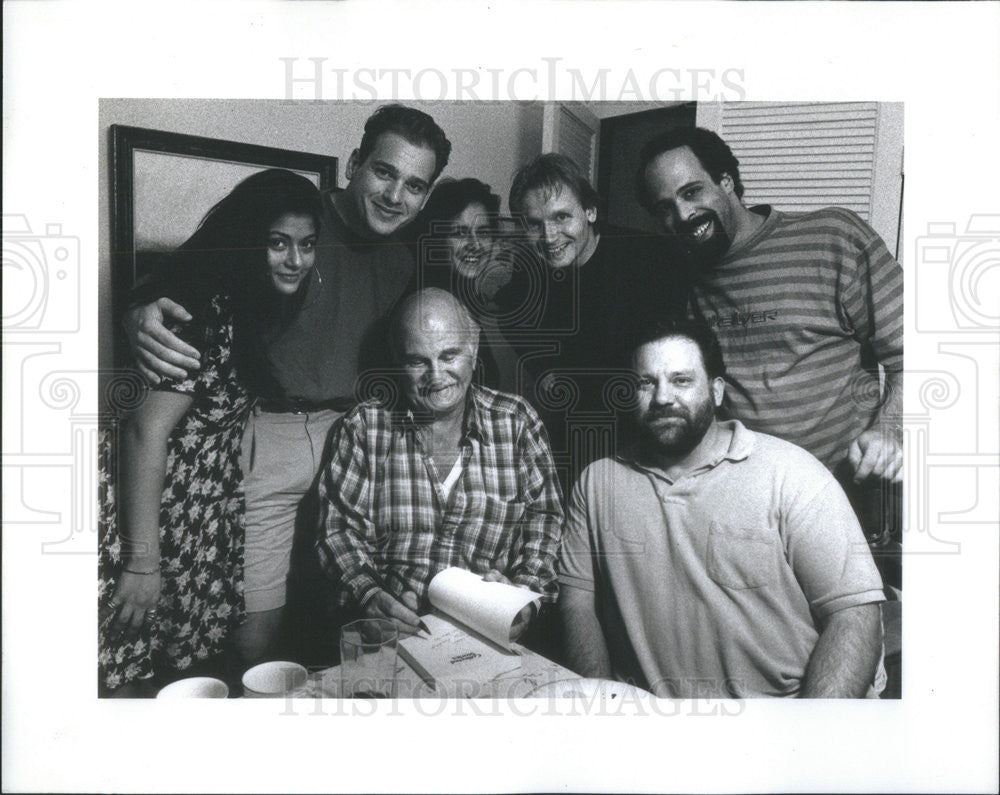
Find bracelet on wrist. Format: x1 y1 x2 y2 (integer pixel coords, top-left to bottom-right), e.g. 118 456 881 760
123 566 158 575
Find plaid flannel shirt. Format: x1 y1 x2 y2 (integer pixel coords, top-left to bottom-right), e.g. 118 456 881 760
316 385 564 609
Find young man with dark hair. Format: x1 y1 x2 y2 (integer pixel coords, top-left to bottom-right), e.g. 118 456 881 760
121 105 451 667
338 104 452 239
354 104 452 184
558 318 886 698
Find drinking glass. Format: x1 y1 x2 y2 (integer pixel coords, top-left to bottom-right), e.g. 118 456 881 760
340 619 398 698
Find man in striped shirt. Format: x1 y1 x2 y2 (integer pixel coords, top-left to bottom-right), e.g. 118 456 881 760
316 289 563 636
635 127 903 498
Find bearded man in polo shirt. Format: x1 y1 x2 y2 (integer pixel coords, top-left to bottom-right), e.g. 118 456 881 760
316 289 563 639
558 318 886 698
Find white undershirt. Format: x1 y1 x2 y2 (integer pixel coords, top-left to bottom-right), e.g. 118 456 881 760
440 456 464 500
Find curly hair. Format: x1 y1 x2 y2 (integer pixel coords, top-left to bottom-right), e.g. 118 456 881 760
421 178 500 226
635 126 744 209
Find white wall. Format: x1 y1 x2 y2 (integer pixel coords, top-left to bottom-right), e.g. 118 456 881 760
98 99 546 371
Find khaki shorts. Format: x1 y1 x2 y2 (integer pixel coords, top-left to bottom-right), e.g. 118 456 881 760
239 407 341 613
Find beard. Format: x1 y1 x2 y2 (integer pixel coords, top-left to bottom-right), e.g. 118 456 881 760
637 395 716 458
674 210 732 268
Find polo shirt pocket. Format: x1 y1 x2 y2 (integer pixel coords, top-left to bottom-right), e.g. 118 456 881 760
707 522 782 590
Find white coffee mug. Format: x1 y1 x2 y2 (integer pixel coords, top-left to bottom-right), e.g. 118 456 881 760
241 661 309 698
156 677 229 699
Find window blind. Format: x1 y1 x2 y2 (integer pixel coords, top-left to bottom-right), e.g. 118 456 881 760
719 102 880 220
557 105 598 183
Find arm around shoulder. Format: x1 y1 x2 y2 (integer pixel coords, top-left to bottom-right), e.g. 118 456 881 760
122 297 202 383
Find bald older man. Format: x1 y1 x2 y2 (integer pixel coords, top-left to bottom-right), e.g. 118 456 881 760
316 289 564 635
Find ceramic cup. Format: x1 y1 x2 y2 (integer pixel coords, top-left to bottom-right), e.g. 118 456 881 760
241 661 309 698
156 677 229 699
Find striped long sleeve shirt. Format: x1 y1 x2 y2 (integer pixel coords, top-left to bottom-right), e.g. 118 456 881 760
316 385 564 609
691 206 903 471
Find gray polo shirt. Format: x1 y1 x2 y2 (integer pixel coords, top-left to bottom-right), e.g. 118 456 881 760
558 420 885 698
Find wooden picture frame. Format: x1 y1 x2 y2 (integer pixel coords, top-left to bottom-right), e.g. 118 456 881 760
109 124 337 345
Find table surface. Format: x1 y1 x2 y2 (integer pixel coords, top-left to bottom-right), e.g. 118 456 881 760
301 642 581 698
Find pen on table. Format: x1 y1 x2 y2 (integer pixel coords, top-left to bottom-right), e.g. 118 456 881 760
370 569 431 636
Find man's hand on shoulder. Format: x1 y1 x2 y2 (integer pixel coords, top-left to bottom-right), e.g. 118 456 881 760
848 428 902 483
123 297 201 383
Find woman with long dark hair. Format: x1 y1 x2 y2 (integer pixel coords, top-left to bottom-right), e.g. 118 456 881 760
98 169 321 696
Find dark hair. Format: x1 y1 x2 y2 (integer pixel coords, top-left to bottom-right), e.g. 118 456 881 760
165 168 322 398
627 316 726 380
634 127 744 209
177 168 321 266
418 178 501 239
509 153 601 224
356 104 452 182
410 178 503 306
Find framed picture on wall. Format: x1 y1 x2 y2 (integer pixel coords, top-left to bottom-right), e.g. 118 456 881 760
109 124 338 345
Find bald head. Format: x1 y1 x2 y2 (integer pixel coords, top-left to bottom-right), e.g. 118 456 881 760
391 289 481 419
391 288 480 359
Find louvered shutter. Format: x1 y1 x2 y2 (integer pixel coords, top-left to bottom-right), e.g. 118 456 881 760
542 103 600 184
718 102 880 219
557 106 598 182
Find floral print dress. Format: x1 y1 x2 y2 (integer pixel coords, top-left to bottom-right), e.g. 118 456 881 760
99 295 252 691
